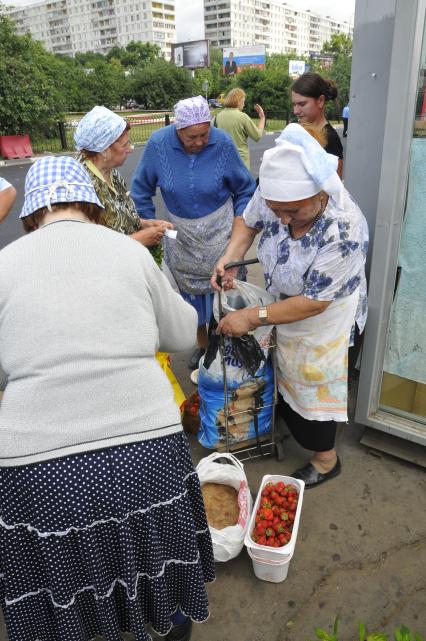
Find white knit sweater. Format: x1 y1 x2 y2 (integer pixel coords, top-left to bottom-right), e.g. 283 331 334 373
0 220 197 467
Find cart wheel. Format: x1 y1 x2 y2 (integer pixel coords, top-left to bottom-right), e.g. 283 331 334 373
275 441 285 461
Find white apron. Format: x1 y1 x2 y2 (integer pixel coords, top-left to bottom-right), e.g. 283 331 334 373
276 290 359 422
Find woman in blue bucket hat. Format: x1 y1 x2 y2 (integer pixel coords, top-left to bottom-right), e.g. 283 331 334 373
0 156 214 641
74 105 172 266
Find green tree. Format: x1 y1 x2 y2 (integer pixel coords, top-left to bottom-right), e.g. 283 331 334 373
193 67 217 99
106 41 161 67
0 13 66 136
321 33 353 57
74 51 106 67
79 59 126 109
50 55 93 112
234 65 290 116
255 68 291 115
321 33 353 113
129 59 193 109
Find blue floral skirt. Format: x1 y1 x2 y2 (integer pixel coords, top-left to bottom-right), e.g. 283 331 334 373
0 433 215 641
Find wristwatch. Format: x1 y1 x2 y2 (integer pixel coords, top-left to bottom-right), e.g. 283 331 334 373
258 306 269 325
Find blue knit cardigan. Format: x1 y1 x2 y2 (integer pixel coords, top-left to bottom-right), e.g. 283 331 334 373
130 125 256 220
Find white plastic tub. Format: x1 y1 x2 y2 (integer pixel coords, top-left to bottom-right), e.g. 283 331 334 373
244 474 305 566
247 547 293 583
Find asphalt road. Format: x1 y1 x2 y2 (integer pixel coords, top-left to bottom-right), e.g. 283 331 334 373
0 131 281 251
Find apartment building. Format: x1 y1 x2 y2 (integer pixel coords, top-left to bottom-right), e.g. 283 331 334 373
204 0 353 55
7 0 177 59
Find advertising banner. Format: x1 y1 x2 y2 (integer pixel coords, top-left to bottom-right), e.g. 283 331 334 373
222 45 266 75
288 60 306 76
171 39 210 69
310 52 334 70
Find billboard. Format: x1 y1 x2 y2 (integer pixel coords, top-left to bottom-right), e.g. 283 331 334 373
310 52 334 70
222 45 266 75
171 39 210 69
288 60 306 77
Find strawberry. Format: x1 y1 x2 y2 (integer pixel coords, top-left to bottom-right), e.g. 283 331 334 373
261 507 273 521
265 527 275 538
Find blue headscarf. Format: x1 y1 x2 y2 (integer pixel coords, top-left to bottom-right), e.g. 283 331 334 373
74 106 127 152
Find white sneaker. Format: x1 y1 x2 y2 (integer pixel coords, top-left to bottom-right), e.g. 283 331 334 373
190 368 199 385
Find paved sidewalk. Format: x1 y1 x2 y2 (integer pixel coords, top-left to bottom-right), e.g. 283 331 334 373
167 261 426 641
1 127 425 640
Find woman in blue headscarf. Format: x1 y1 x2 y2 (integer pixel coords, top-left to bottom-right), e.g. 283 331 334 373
74 105 172 265
212 124 369 488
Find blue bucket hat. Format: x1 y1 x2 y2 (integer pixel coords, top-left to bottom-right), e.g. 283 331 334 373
20 156 104 219
74 106 127 152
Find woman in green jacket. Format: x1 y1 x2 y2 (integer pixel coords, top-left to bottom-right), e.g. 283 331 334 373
214 88 265 170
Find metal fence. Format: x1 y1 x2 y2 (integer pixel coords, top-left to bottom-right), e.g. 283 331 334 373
30 111 290 154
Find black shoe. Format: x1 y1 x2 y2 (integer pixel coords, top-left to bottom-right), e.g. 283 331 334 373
166 618 192 641
187 347 205 370
291 456 341 488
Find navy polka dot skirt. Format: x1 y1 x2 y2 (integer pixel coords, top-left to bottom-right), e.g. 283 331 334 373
0 433 215 641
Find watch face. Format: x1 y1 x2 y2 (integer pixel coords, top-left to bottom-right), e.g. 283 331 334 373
259 307 268 322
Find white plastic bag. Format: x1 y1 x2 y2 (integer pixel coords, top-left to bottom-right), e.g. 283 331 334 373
196 452 252 562
213 279 276 351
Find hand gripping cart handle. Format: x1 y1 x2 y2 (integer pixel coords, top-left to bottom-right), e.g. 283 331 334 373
214 259 282 462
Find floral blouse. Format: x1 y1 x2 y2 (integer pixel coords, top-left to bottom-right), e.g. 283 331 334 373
243 188 369 332
79 157 163 265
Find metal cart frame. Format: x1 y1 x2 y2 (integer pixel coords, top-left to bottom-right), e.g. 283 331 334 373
216 260 283 462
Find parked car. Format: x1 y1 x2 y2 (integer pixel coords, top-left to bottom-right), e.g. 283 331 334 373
208 99 222 108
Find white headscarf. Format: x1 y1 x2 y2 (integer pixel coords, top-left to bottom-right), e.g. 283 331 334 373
173 95 211 130
259 123 344 209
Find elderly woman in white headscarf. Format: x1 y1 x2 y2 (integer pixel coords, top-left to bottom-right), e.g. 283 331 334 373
74 105 172 265
212 124 369 488
131 95 256 373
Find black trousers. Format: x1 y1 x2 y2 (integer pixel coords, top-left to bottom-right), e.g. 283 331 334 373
277 394 337 452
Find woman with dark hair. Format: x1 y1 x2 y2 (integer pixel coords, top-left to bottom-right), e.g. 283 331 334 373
74 106 172 264
291 72 344 177
0 156 214 641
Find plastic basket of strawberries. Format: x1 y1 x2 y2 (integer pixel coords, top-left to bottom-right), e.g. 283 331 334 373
244 475 305 562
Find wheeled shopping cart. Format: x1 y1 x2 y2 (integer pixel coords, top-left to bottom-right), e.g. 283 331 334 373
197 259 285 462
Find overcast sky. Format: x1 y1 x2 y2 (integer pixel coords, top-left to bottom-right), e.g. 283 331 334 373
175 0 356 42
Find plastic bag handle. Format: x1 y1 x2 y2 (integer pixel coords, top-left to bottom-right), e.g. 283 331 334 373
196 451 245 472
224 259 259 270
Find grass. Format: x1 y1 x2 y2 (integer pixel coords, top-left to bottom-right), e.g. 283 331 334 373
30 110 291 154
